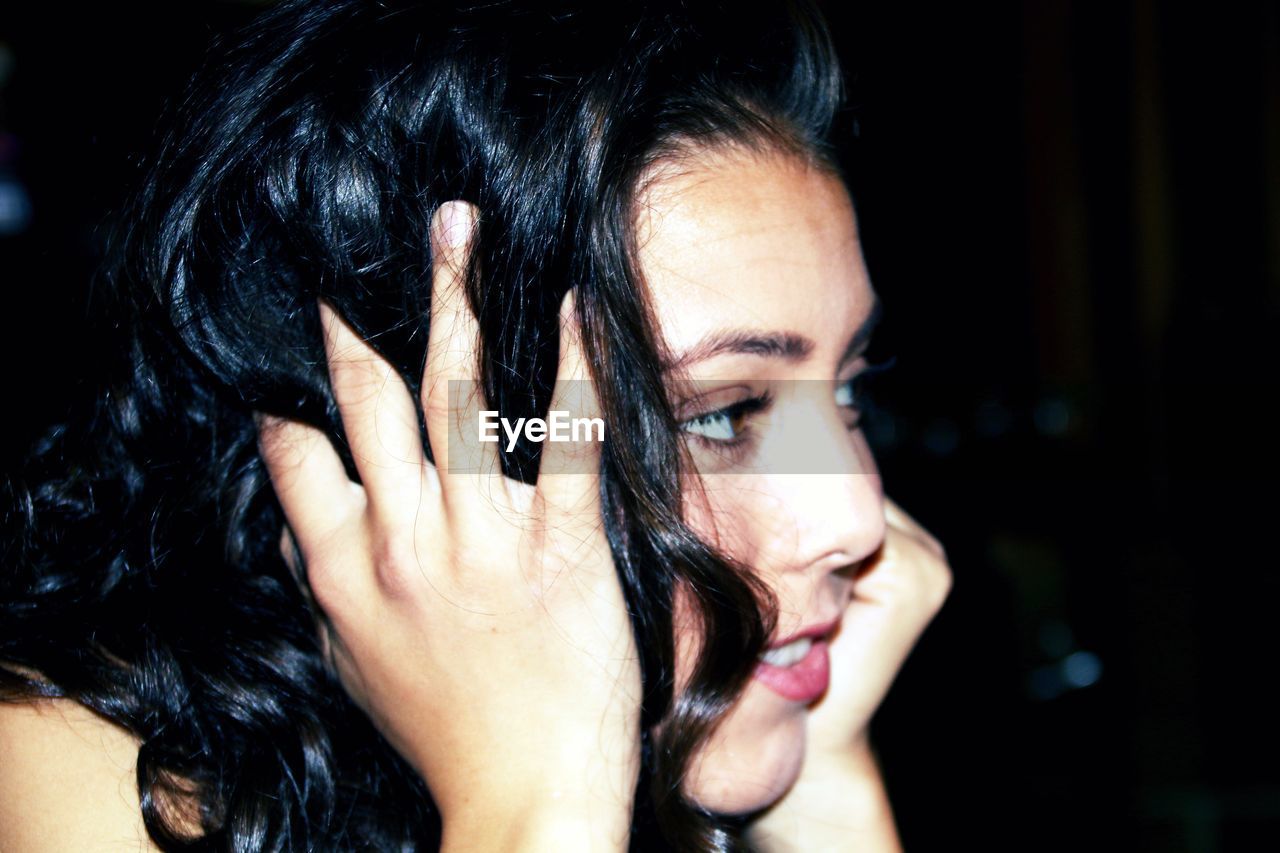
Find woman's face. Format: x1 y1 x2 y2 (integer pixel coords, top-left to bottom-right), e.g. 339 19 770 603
635 145 886 814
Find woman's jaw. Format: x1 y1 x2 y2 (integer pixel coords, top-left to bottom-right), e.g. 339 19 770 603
668 581 859 815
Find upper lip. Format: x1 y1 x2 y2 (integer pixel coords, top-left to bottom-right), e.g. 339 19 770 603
767 615 842 649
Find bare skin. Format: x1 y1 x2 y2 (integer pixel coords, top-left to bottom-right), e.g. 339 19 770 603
0 698 153 852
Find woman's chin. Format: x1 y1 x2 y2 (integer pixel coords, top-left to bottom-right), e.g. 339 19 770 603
682 685 809 815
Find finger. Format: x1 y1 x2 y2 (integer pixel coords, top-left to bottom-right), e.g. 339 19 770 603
857 499 951 612
536 289 605 528
421 201 504 510
883 495 944 556
256 412 362 546
320 300 433 523
257 414 378 650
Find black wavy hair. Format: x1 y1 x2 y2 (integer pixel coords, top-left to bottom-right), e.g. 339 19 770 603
0 1 844 849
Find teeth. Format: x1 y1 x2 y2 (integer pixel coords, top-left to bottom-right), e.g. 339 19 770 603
760 637 813 668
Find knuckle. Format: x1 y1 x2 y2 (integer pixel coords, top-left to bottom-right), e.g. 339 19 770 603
421 381 452 428
882 531 953 615
306 558 354 617
371 535 423 599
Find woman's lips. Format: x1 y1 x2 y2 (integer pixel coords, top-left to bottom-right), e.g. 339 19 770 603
753 637 831 703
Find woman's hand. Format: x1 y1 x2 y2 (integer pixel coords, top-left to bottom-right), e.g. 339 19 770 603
256 202 640 851
748 497 951 852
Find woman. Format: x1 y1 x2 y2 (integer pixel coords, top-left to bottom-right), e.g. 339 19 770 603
0 1 950 850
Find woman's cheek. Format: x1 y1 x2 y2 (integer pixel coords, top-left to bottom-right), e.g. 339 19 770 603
682 477 764 566
674 477 805 814
683 682 807 815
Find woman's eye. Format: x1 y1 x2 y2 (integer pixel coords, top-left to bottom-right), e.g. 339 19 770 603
680 398 766 443
835 377 861 408
836 357 897 412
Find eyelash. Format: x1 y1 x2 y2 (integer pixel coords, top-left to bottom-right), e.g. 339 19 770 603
678 357 896 454
679 392 774 452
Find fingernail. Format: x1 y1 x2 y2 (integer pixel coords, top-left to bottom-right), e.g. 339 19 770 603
437 200 474 249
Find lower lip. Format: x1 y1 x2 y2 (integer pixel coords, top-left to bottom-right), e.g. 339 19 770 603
752 639 831 703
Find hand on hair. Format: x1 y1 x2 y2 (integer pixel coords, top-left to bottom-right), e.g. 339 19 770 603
748 497 951 852
255 201 639 851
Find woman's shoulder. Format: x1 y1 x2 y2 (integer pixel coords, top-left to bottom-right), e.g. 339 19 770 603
0 696 157 851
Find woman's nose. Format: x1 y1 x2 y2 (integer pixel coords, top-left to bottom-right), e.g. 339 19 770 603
767 470 885 579
764 401 886 575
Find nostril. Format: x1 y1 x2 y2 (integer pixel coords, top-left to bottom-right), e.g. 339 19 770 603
831 551 878 587
832 561 859 583
850 551 880 582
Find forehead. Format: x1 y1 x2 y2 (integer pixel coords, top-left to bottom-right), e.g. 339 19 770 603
633 146 872 373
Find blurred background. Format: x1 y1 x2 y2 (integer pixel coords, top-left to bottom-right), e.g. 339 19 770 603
0 2 1275 850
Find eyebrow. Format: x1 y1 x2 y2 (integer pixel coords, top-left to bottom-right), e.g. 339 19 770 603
662 296 882 373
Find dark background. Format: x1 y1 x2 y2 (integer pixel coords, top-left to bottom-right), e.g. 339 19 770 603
1 2 1276 850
